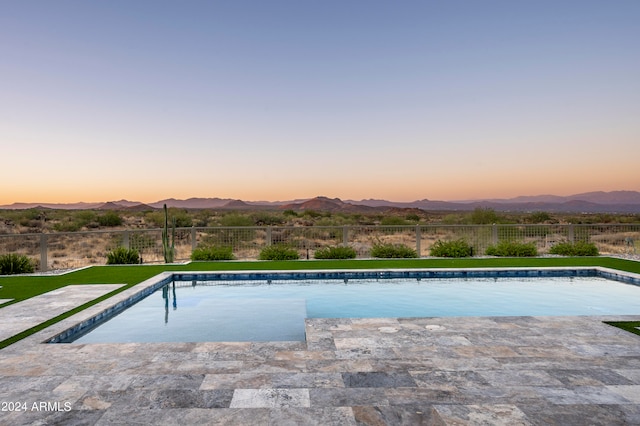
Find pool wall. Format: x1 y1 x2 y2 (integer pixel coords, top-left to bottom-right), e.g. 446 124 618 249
46 267 640 344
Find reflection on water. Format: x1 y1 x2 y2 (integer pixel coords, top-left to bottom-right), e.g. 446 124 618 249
162 282 178 324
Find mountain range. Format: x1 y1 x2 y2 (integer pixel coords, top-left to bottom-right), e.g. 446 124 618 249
2 191 640 213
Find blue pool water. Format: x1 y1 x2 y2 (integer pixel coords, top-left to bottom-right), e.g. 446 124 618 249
70 276 640 343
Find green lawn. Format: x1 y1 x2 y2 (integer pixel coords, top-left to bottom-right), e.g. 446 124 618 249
2 256 640 305
1 256 639 348
604 321 640 337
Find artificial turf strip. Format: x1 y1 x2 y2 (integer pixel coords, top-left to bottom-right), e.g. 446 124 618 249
604 321 640 337
1 256 640 305
0 285 128 349
1 256 639 349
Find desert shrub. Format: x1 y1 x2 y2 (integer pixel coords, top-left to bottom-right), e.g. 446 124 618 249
370 243 418 258
145 211 165 227
429 239 473 258
97 211 123 227
380 216 409 226
527 211 552 223
53 219 83 232
53 211 103 230
469 207 500 224
312 217 337 227
303 210 326 219
145 209 192 227
283 209 298 217
486 240 538 257
252 212 284 226
259 244 299 260
0 253 35 275
21 209 43 221
191 245 234 261
314 246 357 259
549 241 599 256
76 210 98 224
18 217 34 227
442 213 465 224
405 213 421 222
219 213 254 227
567 215 615 225
620 214 640 224
192 210 214 227
173 210 193 228
206 213 256 244
106 247 140 264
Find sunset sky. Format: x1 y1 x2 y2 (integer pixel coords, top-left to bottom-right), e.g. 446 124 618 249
1 1 639 205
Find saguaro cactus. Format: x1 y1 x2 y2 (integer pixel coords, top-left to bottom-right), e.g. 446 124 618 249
162 204 176 263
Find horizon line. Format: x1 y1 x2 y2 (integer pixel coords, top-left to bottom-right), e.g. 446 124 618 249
1 189 639 207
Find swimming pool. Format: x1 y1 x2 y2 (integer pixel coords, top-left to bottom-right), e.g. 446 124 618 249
49 267 640 344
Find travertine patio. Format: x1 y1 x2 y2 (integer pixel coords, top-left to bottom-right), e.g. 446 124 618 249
1 285 640 425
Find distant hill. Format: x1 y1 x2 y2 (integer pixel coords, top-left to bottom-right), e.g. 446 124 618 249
126 203 156 211
107 199 146 208
349 191 640 213
149 198 235 209
223 199 253 209
281 196 379 212
1 190 639 213
97 202 124 210
568 191 640 204
0 202 105 210
471 191 640 205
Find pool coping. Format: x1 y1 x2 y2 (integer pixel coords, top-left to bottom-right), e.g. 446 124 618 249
41 266 640 345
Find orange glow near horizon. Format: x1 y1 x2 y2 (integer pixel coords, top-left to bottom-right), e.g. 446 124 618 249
2 146 640 206
2 2 639 207
2 173 638 206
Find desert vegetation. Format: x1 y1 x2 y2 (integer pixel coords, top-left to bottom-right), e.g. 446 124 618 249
0 207 638 271
0 253 35 275
2 207 639 235
259 244 300 260
191 245 235 261
106 247 141 265
370 243 418 258
549 241 600 256
314 246 357 259
429 239 474 258
486 241 538 257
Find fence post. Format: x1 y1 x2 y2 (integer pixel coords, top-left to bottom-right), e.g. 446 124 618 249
40 234 48 272
568 224 574 243
266 226 272 246
415 225 421 257
122 231 130 249
191 227 197 251
492 224 498 245
343 226 348 246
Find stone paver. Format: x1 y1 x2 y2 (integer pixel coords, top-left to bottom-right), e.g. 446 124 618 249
0 285 124 341
1 288 640 424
